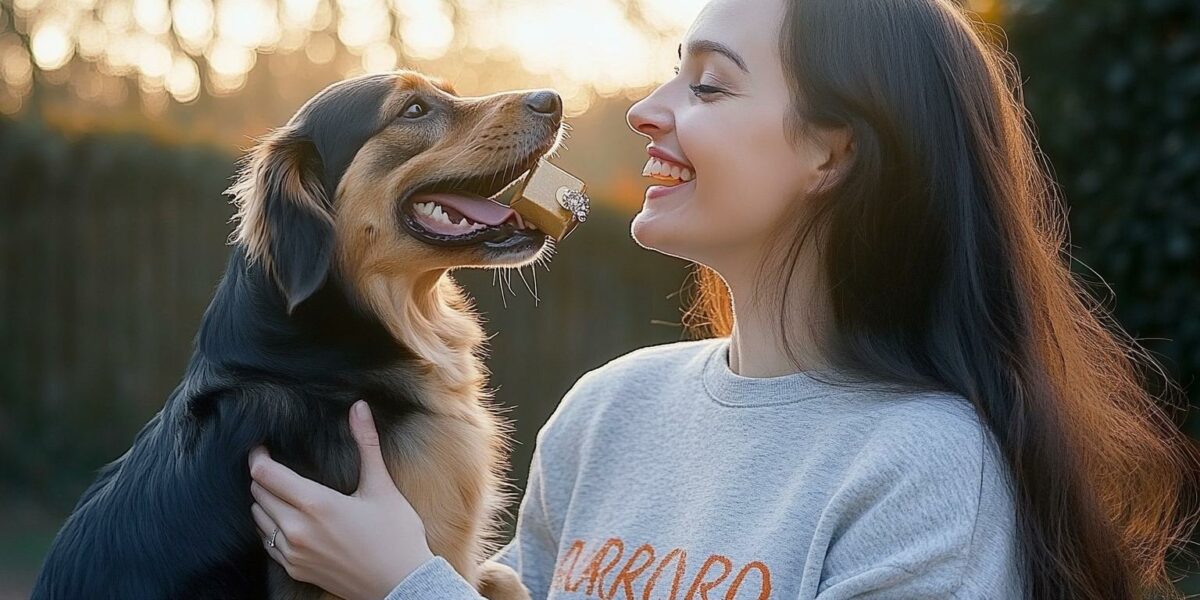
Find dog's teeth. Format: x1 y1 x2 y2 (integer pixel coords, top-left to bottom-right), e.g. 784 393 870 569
434 207 453 224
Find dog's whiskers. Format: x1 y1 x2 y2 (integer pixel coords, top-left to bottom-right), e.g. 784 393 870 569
531 264 539 301
517 266 539 305
490 268 509 309
502 267 517 298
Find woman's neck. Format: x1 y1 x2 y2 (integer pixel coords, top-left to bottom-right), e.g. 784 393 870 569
723 263 834 378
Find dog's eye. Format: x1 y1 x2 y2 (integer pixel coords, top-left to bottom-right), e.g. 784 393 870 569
402 100 428 119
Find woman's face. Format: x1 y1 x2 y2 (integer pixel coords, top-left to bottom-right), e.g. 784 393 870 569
626 0 837 277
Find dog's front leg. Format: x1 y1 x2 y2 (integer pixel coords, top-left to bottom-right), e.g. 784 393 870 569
384 414 530 600
476 560 531 600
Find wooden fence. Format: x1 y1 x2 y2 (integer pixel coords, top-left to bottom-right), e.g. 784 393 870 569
0 117 690 510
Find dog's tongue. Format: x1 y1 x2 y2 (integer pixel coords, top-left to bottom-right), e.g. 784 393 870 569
411 191 516 226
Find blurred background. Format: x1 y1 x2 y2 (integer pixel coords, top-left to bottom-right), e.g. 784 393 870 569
1 0 1197 596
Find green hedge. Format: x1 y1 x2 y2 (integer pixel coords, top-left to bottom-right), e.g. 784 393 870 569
1006 0 1200 431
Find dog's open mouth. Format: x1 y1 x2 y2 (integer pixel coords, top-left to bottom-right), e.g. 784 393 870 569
400 162 546 249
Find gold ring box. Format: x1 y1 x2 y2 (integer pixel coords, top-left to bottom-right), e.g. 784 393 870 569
508 159 590 241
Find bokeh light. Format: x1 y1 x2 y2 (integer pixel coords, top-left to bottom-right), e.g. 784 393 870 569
0 0 706 116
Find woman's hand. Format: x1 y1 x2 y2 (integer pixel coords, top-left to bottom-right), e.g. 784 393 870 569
248 400 434 600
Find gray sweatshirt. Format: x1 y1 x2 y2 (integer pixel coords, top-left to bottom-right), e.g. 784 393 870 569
385 337 1026 599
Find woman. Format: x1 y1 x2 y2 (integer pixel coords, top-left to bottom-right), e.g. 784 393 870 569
247 0 1200 597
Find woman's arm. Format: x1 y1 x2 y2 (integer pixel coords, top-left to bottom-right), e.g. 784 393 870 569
803 404 1025 599
248 399 564 600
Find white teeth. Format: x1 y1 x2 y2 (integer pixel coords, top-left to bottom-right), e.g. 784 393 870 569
641 156 693 182
414 200 490 233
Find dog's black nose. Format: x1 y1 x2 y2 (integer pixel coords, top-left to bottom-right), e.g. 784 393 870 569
524 90 562 118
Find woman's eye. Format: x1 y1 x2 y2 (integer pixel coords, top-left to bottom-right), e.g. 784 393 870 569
402 100 427 118
689 84 725 99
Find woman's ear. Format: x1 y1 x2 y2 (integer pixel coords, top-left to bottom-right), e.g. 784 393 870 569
810 124 854 195
228 131 334 314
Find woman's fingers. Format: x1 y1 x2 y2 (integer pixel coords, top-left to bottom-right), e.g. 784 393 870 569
250 479 307 546
349 401 393 497
248 446 334 511
264 536 296 579
251 502 293 560
252 502 301 581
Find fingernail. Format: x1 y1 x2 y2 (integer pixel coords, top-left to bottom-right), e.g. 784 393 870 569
354 400 369 420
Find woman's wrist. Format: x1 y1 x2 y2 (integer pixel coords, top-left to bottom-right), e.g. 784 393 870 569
371 545 435 600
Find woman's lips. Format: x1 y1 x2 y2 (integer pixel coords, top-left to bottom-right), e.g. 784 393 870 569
647 146 693 170
642 156 694 183
641 146 694 199
646 179 695 200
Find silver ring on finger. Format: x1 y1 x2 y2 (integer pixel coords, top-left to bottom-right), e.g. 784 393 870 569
268 527 280 548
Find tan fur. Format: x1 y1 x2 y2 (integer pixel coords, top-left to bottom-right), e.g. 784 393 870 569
227 134 333 275
279 71 555 600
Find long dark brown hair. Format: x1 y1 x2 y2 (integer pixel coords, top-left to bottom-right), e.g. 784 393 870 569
682 0 1200 597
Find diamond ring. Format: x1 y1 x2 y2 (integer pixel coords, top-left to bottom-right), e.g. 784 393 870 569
556 188 590 223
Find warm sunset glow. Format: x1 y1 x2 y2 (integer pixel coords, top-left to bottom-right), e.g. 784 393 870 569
1 0 707 116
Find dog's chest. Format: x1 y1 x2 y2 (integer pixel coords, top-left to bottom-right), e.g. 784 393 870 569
376 387 505 544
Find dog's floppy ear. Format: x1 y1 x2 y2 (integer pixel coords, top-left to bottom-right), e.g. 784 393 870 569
228 129 334 314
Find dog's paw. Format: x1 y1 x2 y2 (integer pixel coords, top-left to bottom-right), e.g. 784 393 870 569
476 560 532 600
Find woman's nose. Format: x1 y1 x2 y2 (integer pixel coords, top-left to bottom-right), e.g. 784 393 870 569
627 89 673 138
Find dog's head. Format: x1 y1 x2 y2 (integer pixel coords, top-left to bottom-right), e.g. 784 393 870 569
227 71 561 313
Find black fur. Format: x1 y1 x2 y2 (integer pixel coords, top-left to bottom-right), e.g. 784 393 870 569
32 74 426 600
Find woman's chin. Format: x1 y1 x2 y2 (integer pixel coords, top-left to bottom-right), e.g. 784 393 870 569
631 182 708 256
630 210 695 259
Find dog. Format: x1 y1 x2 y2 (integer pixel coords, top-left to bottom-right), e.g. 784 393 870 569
31 70 563 600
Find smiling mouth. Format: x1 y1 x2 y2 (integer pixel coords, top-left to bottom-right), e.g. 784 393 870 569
642 156 695 185
399 159 547 249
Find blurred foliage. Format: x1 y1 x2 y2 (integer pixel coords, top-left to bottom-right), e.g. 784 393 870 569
1006 0 1200 427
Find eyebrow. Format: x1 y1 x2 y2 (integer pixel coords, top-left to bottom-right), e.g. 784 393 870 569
679 40 750 73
